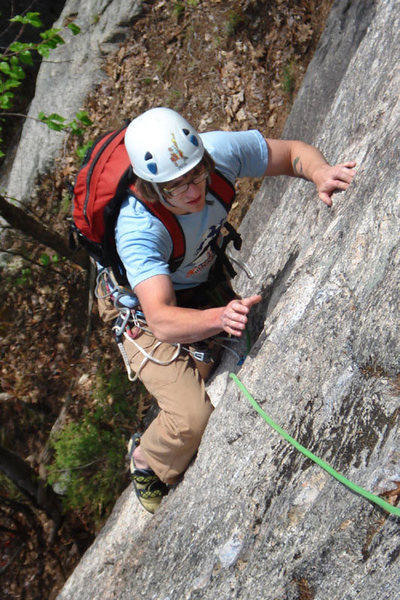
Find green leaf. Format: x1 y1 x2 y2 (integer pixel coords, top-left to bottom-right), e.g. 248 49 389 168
0 62 11 75
40 28 63 41
10 12 43 28
4 79 21 90
47 122 65 131
38 112 66 132
38 30 65 54
76 141 94 160
9 65 25 81
39 28 57 38
18 50 33 66
39 253 51 266
47 113 66 122
76 111 93 126
37 45 50 58
67 23 81 35
9 41 26 53
68 120 82 134
0 92 14 109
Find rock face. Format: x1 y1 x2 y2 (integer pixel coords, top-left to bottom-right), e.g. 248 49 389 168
4 0 142 202
57 0 400 598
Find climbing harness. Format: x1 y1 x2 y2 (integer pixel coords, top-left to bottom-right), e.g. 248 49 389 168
96 268 181 382
95 268 247 382
230 374 400 517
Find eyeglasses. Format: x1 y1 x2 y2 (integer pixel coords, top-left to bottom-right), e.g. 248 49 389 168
161 167 209 198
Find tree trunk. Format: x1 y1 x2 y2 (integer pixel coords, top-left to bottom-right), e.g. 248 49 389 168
0 444 62 528
0 194 89 269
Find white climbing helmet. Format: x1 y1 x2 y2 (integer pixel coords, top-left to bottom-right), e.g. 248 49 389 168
124 107 204 183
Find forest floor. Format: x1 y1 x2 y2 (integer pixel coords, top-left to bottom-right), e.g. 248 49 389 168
0 1 333 598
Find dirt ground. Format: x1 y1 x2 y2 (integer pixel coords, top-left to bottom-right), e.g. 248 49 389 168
0 1 334 597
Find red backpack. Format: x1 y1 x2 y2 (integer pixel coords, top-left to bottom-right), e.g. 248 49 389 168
70 124 239 285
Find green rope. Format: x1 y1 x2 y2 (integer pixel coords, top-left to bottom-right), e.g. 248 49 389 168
229 373 400 517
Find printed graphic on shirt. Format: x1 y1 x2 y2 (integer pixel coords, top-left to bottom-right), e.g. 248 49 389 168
185 247 215 278
194 217 226 257
185 216 226 278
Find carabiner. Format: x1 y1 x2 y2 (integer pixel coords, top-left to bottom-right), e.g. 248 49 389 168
114 308 131 339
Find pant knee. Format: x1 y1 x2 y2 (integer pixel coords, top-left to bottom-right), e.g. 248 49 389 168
178 397 214 443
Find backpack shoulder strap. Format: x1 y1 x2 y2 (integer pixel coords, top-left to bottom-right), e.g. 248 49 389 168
208 169 242 279
208 169 236 212
111 168 235 279
135 195 186 273
131 169 235 273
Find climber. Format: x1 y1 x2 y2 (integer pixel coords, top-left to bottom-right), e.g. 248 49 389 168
97 107 356 513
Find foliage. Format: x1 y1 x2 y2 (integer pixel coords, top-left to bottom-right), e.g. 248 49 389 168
76 139 94 160
48 419 125 515
225 9 246 37
47 363 139 521
281 59 297 102
14 266 32 286
0 11 91 157
172 1 186 21
172 0 199 21
0 470 22 500
38 109 92 135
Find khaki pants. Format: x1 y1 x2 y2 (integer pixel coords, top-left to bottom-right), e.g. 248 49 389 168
98 294 214 485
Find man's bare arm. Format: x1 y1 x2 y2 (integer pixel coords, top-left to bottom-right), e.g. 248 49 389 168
264 138 356 206
135 274 261 344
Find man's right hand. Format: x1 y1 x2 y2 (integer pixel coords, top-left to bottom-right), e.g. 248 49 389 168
220 295 262 337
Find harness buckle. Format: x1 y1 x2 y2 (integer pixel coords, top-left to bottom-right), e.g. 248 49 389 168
192 349 214 363
190 348 214 363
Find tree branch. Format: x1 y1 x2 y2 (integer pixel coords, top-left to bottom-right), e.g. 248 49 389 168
2 248 68 279
0 194 89 269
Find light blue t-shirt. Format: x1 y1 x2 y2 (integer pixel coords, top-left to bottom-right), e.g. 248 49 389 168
116 130 268 292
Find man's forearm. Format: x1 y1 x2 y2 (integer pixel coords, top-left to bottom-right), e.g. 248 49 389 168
288 140 356 206
290 141 328 183
147 304 225 344
145 294 261 344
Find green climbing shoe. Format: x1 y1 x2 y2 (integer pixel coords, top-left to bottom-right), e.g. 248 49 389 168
127 434 168 514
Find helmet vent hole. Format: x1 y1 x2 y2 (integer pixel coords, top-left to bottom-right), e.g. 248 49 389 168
189 134 199 147
182 128 190 136
144 151 153 161
147 162 157 174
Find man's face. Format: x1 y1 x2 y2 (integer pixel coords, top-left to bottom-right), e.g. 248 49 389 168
159 162 208 215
